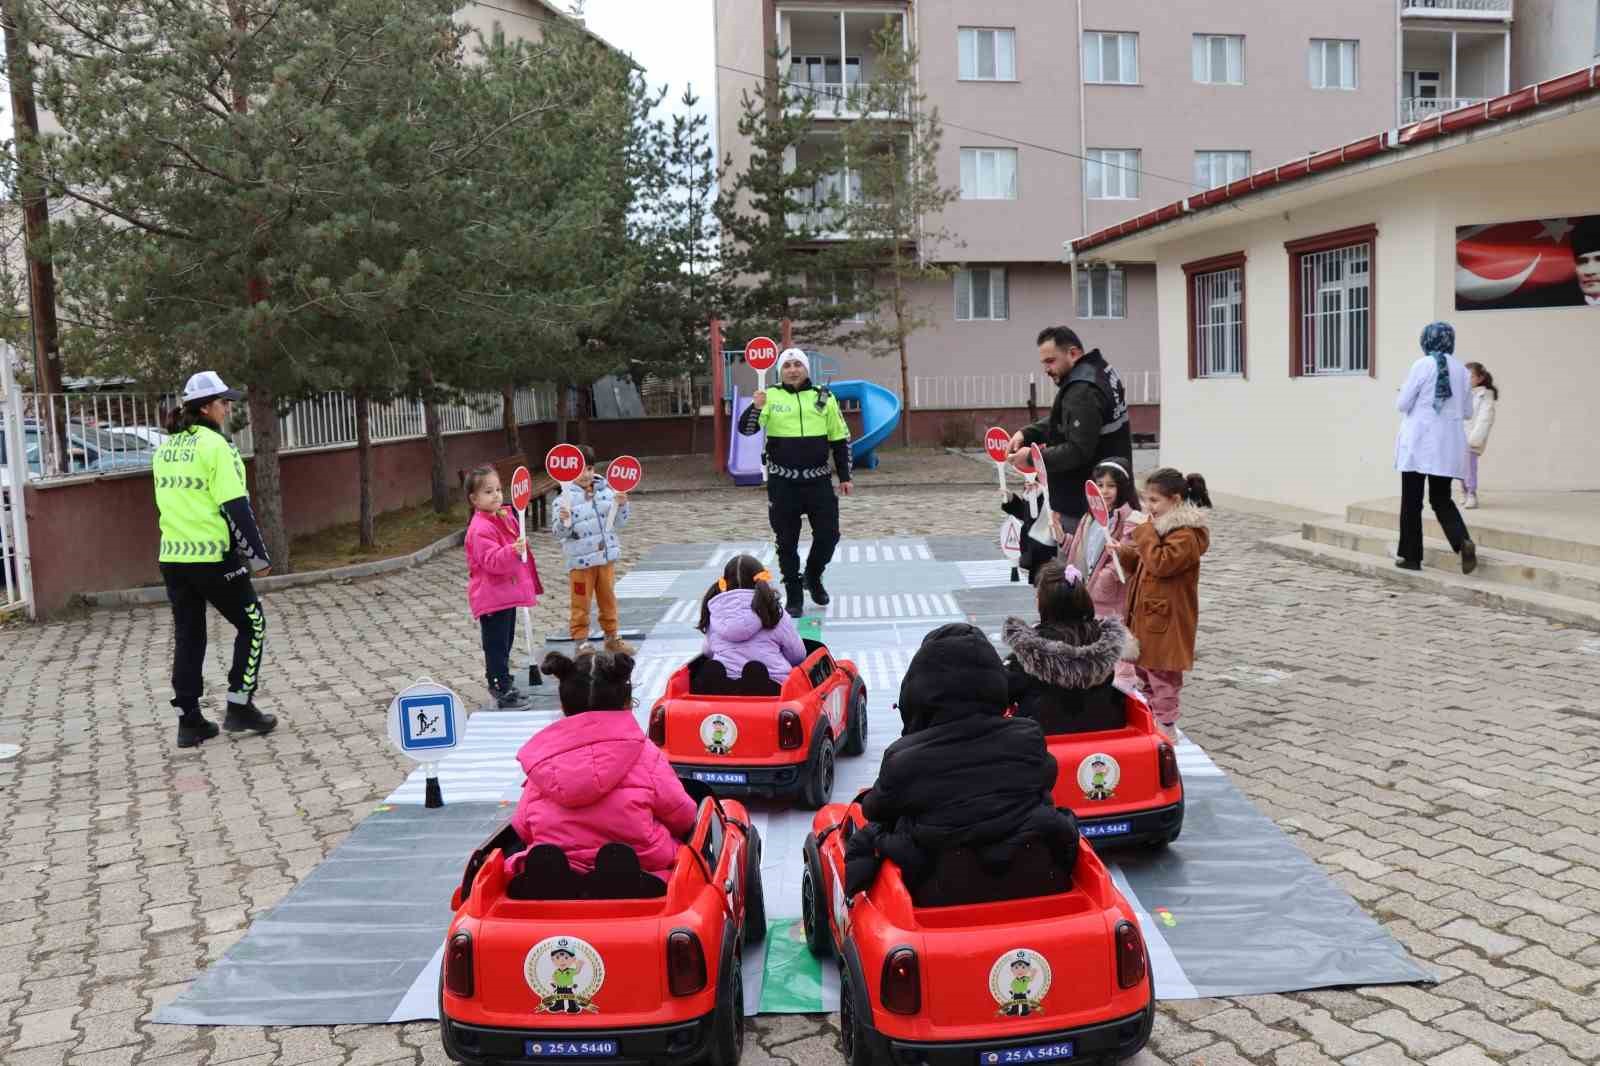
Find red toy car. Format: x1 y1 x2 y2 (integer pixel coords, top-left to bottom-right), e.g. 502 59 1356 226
801 802 1154 1066
648 645 866 808
439 788 763 1066
1044 689 1183 849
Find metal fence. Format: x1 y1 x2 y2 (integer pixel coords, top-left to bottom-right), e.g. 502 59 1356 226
910 370 1161 410
1 350 35 617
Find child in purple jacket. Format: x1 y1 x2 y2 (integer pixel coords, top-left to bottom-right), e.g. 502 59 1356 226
465 464 544 708
698 554 807 684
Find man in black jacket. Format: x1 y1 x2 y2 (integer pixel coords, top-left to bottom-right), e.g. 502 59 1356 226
1008 326 1133 525
844 624 1078 894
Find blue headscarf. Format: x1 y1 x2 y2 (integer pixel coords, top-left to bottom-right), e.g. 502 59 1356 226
1420 321 1455 414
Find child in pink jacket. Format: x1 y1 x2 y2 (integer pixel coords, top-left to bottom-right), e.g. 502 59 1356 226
1059 459 1142 688
465 464 544 708
506 650 698 884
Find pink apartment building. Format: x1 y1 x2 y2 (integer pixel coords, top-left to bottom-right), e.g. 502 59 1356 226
714 0 1578 429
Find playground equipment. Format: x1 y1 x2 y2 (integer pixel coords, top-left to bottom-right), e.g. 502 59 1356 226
712 320 902 484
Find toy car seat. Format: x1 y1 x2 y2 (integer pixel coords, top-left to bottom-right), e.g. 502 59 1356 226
689 657 783 697
1034 682 1127 735
909 836 1075 909
506 843 668 901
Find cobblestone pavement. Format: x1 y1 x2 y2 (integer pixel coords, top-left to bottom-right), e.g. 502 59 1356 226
2 474 1599 1066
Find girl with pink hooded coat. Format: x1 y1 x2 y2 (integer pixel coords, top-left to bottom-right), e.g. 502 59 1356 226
506 649 697 884
1056 459 1141 688
464 464 544 708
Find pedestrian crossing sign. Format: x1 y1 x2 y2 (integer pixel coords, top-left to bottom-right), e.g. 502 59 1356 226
386 679 465 761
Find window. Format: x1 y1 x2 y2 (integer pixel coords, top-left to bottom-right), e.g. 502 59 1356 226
959 28 1016 80
788 54 862 89
955 268 1008 321
959 148 1018 199
1194 151 1250 190
1085 149 1139 200
1076 266 1125 320
1286 225 1377 377
1193 35 1243 84
808 271 866 322
1182 253 1246 378
1082 31 1138 84
1309 39 1358 90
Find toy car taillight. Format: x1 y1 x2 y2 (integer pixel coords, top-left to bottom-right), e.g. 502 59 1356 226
649 704 666 746
1158 742 1178 789
667 929 707 995
880 947 920 1014
778 708 803 750
444 931 474 998
1115 920 1145 989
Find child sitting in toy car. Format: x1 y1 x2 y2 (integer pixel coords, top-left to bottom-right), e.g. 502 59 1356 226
843 623 1079 896
1004 560 1133 733
697 553 808 687
506 649 698 884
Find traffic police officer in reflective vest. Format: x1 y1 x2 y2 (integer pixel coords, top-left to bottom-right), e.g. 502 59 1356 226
738 348 853 617
153 372 278 748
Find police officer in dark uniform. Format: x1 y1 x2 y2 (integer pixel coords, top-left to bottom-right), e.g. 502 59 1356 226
1008 327 1132 526
738 348 853 617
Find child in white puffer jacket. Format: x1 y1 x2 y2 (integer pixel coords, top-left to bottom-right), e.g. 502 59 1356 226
552 445 632 652
1462 362 1497 509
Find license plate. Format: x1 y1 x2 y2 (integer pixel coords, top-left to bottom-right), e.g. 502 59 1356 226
525 1039 618 1058
1081 821 1131 839
978 1040 1075 1064
691 770 748 785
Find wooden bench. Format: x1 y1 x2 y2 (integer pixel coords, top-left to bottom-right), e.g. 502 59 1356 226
460 455 560 530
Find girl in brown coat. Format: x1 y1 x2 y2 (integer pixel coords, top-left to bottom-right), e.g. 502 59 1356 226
1111 468 1211 737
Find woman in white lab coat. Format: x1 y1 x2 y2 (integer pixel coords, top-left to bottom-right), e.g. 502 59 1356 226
1394 321 1476 574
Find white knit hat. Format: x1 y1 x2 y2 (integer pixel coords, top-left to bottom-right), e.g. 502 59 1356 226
777 348 810 375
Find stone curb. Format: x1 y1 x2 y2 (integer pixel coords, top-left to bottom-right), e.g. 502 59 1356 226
1263 532 1600 632
79 528 467 609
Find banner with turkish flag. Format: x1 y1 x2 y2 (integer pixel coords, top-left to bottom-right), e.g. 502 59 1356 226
1455 215 1600 311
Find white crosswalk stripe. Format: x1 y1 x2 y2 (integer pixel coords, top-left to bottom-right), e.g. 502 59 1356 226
614 570 684 598
822 592 961 620
705 539 931 570
958 559 1018 588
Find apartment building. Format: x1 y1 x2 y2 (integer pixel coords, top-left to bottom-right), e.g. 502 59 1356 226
713 0 1592 417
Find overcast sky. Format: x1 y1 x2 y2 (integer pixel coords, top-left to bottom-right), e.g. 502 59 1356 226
571 0 718 155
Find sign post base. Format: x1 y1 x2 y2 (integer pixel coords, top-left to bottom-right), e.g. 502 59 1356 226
424 772 443 809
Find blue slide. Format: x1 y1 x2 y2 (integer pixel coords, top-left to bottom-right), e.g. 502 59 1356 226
727 386 766 486
828 380 901 471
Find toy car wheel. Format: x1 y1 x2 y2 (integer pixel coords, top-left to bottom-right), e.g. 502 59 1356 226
800 735 836 809
801 841 832 958
707 945 745 1066
840 681 868 757
837 960 873 1066
743 830 767 946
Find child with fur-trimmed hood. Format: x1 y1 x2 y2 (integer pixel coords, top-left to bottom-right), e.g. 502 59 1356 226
1004 560 1134 734
1111 467 1212 736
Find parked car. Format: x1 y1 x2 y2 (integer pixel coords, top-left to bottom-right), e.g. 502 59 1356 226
0 418 155 489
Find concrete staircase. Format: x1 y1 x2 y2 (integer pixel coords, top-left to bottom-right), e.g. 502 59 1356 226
1264 498 1600 629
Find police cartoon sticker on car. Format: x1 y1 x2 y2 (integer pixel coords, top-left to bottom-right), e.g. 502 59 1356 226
526 936 605 1014
989 948 1051 1017
1077 752 1120 801
700 714 737 755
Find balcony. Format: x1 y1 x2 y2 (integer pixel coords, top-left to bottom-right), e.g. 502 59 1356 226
780 6 907 119
1401 95 1486 123
1400 0 1513 22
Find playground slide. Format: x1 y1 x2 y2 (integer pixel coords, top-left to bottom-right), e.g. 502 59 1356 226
828 379 901 471
727 387 766 486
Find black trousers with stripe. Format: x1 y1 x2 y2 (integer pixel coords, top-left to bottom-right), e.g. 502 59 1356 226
767 477 841 585
161 558 266 711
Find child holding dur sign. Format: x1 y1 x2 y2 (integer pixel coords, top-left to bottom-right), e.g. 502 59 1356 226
1060 459 1142 689
464 464 544 708
553 445 633 654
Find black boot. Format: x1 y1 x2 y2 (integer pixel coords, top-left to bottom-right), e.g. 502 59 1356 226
804 572 830 607
223 697 278 737
784 581 804 618
492 677 526 709
176 705 219 749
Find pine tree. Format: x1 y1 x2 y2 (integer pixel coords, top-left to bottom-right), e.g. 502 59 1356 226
836 25 960 445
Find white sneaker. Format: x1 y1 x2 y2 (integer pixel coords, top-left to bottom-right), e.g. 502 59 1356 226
1463 493 1479 509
